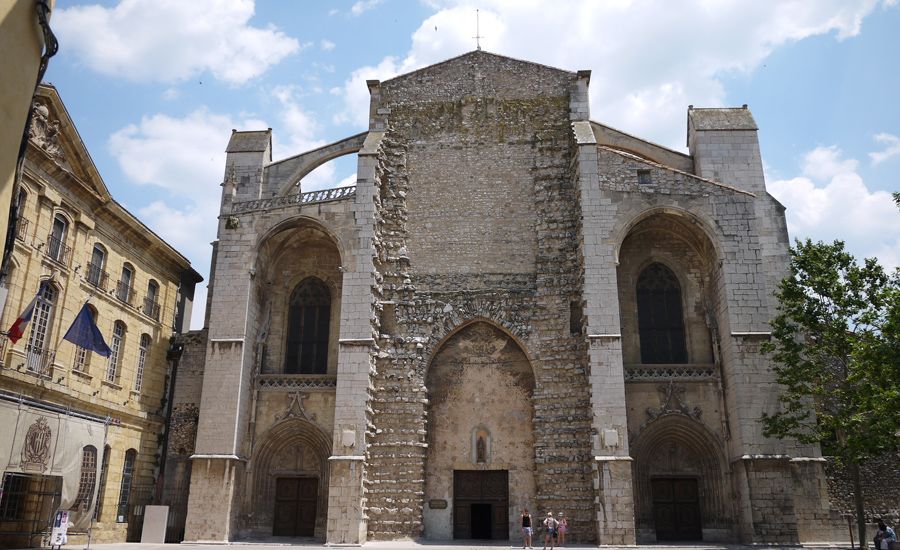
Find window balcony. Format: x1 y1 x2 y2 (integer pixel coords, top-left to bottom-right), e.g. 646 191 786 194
45 234 71 266
85 262 109 291
115 281 135 305
142 297 160 321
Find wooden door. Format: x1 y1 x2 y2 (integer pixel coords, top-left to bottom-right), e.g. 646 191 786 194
453 470 509 540
273 477 317 537
651 477 701 541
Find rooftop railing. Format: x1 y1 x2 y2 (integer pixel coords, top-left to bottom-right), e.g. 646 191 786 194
231 185 356 214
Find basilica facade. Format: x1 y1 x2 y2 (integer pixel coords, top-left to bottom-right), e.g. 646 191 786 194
174 51 841 545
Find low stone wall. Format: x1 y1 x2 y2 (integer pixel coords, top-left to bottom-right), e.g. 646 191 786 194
825 454 900 526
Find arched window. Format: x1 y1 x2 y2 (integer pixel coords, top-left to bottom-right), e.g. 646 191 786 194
94 445 111 520
25 283 56 375
14 188 28 241
106 321 126 382
116 449 136 522
285 278 331 374
117 263 134 304
143 279 160 320
87 244 107 289
73 305 99 373
74 445 97 512
636 262 687 364
47 214 68 263
134 334 150 392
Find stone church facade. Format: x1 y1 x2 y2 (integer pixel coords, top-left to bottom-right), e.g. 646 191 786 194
177 51 840 545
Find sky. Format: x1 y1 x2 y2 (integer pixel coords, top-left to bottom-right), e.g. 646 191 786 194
44 0 900 330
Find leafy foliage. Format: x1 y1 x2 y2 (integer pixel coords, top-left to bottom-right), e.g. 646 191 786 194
761 239 900 463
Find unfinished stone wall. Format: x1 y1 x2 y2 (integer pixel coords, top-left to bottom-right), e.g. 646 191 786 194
825 455 900 526
365 51 594 542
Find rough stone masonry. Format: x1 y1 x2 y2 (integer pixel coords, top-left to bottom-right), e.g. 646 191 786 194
168 50 850 546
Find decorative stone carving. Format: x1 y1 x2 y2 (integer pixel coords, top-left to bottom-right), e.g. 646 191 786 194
643 382 702 429
29 101 65 161
21 417 52 471
275 391 316 423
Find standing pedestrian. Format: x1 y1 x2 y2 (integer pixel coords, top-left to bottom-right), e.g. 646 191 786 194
557 512 568 546
521 508 533 548
542 511 558 550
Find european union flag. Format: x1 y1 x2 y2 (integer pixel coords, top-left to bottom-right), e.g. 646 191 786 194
63 303 112 357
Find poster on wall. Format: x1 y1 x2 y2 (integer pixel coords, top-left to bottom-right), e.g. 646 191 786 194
50 510 69 548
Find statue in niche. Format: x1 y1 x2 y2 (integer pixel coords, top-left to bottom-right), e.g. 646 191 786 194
476 436 486 463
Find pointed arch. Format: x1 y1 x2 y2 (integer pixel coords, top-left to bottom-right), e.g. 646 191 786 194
630 414 732 539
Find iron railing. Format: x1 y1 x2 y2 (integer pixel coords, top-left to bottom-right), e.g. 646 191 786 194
45 234 70 265
142 297 160 321
85 262 109 290
23 344 55 378
116 281 135 305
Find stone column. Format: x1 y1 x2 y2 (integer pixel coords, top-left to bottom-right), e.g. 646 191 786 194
572 121 636 544
325 131 383 544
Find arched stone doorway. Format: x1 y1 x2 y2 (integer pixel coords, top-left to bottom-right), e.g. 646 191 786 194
423 321 535 541
247 419 331 539
631 414 732 542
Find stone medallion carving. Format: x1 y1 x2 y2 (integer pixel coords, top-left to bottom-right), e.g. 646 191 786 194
29 101 65 162
21 417 52 471
275 391 316 423
642 382 702 430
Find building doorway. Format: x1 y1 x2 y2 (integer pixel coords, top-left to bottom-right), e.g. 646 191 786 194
453 470 508 540
273 477 317 537
651 477 701 541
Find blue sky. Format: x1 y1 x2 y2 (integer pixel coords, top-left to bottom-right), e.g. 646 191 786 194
44 0 900 329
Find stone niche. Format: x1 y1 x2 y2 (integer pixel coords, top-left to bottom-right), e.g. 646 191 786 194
423 321 535 541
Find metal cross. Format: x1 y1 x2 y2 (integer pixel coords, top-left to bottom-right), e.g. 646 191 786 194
473 9 483 51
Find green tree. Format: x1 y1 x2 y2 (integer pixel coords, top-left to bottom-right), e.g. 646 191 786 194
761 239 899 548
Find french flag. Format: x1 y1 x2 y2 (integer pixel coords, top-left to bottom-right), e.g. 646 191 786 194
6 282 47 344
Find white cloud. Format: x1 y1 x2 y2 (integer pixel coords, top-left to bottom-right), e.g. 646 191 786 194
351 0 384 16
869 132 900 164
320 39 336 51
271 85 327 158
333 0 886 148
161 88 180 101
769 146 900 269
55 0 300 85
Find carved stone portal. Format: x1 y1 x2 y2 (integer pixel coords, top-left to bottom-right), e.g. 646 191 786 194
642 382 702 431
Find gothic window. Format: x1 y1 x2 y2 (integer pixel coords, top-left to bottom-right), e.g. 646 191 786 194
107 321 126 382
134 334 150 392
636 262 687 364
285 278 331 374
74 445 97 512
116 449 136 522
94 445 111 520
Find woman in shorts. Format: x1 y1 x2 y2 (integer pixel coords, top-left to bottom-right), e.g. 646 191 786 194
521 508 533 548
542 511 558 550
557 512 568 546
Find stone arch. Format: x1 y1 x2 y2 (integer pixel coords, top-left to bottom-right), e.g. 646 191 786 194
255 215 346 269
249 418 332 538
426 316 535 377
423 320 536 541
630 414 732 541
616 211 723 366
274 132 368 197
611 206 724 266
253 219 344 375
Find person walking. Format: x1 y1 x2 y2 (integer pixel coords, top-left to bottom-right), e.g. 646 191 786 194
542 511 558 550
521 508 533 548
557 512 568 546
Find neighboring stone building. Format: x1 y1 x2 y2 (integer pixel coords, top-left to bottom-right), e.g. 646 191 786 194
177 50 843 545
0 84 201 548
